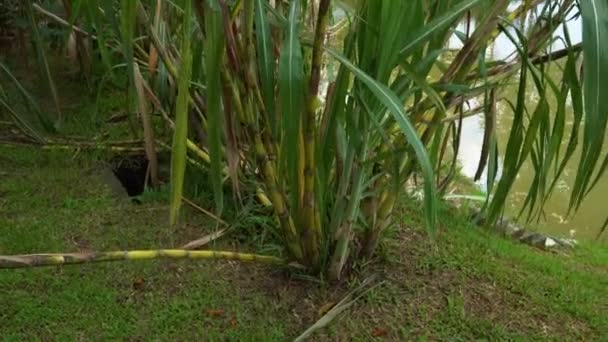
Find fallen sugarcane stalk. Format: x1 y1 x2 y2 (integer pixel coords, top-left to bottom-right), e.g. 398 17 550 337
46 137 144 145
0 140 148 153
0 249 294 269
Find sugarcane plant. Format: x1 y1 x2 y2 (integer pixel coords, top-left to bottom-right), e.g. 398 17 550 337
2 0 608 279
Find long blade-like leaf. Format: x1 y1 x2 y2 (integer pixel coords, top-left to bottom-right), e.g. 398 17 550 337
0 61 52 135
169 0 193 225
570 0 608 210
279 0 305 215
399 0 484 56
134 62 159 186
86 0 114 74
120 0 138 135
25 0 62 126
255 0 276 135
205 0 225 215
0 95 45 143
325 48 437 231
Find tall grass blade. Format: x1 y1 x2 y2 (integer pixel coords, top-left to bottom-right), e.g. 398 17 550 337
205 0 225 215
119 0 138 135
486 23 550 225
134 63 159 186
169 0 193 225
399 0 484 57
570 0 608 211
255 0 276 135
474 88 495 181
0 93 45 143
86 0 113 75
279 0 305 215
148 0 163 78
0 61 52 135
546 42 583 200
25 0 62 125
325 48 437 231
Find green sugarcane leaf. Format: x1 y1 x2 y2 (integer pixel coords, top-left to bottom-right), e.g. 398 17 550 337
486 98 524 226
571 0 608 210
278 0 304 215
546 45 583 200
87 0 114 74
25 0 61 128
119 0 137 133
0 61 52 135
169 0 193 225
399 0 484 57
205 0 225 215
325 48 437 231
0 95 45 143
255 0 276 136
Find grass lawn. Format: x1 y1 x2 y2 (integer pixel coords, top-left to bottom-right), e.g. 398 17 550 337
1 145 606 341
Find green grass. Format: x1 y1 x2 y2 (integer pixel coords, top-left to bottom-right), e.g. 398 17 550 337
0 146 291 341
0 145 606 340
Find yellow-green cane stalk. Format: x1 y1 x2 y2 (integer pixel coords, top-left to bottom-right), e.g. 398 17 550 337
299 0 331 270
0 249 288 269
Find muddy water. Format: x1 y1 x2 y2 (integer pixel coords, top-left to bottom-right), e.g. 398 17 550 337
449 10 606 240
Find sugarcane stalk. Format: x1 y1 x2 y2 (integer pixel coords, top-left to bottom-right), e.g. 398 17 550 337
300 0 331 269
241 0 257 92
136 1 178 79
148 0 162 78
329 162 367 279
256 188 273 207
363 190 396 258
0 249 288 269
254 135 304 260
217 12 303 261
137 0 206 129
0 140 147 152
329 125 370 280
225 55 300 258
134 62 159 186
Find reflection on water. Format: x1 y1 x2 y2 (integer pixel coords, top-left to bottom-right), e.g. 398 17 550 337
452 9 604 240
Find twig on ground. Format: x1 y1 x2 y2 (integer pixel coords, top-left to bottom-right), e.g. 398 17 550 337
180 228 228 250
294 274 384 341
182 196 228 226
32 3 96 39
